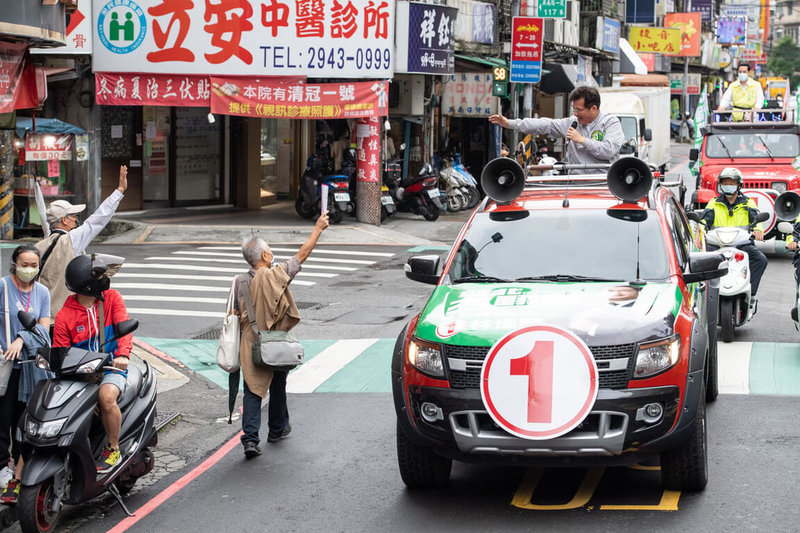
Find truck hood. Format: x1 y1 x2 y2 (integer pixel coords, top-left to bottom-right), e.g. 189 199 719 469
415 282 681 347
702 162 797 180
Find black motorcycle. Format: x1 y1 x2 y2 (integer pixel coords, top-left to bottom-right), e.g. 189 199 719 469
16 312 157 533
295 152 350 224
384 161 442 221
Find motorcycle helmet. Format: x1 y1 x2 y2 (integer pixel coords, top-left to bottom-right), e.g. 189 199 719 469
65 253 125 299
717 167 744 194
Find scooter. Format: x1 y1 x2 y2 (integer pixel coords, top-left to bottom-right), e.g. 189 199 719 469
296 153 350 224
449 154 481 209
705 211 769 342
385 162 443 221
15 313 157 532
435 155 468 212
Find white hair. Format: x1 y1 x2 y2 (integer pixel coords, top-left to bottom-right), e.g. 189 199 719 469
242 237 270 267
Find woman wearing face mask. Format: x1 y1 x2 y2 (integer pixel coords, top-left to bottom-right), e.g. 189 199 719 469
717 64 765 122
0 244 51 504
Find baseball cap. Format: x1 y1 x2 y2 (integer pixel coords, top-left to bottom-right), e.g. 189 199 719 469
46 200 86 224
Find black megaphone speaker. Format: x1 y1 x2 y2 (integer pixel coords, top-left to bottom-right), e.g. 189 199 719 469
481 157 526 203
607 157 653 203
775 191 800 221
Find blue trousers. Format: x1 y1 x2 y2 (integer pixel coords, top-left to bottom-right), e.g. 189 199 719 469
241 370 289 445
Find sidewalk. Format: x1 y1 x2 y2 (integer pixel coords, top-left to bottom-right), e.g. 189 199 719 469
99 200 471 247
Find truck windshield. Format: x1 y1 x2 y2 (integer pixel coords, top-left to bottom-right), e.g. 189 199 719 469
618 117 637 142
706 133 799 158
447 210 671 283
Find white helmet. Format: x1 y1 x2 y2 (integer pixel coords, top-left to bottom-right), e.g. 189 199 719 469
717 167 744 194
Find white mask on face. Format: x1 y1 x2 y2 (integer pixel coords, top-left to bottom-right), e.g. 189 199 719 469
738 73 748 84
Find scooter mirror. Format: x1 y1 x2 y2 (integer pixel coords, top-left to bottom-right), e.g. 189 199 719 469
115 319 139 339
17 311 37 331
777 221 795 234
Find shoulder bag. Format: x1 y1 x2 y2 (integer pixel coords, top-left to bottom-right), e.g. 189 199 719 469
217 276 241 373
240 279 304 371
0 279 14 395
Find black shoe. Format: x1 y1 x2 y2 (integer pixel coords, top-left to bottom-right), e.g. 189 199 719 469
243 441 262 458
267 423 292 443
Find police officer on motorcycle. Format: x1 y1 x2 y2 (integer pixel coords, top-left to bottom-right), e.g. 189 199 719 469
700 167 768 306
784 216 800 320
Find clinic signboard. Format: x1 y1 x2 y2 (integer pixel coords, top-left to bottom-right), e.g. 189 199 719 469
91 0 395 78
596 17 620 53
394 2 457 74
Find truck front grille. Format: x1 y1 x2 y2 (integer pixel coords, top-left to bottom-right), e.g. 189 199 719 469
442 342 636 390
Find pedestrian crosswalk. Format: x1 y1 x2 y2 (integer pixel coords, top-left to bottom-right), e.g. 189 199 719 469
136 336 800 396
115 245 395 318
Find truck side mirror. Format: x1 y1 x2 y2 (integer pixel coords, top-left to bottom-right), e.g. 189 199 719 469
689 148 699 162
684 252 727 284
643 128 653 142
404 255 440 284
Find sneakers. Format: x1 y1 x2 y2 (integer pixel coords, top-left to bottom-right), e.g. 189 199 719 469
243 441 262 459
96 445 121 472
0 479 19 504
0 466 13 490
267 423 292 443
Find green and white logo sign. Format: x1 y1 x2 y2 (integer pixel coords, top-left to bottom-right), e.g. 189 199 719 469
591 130 604 141
97 0 147 54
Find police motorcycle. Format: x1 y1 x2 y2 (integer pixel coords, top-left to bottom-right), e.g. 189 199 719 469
774 191 800 331
296 151 350 224
15 260 157 531
687 206 770 343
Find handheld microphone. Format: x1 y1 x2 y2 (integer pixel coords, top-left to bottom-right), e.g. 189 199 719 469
571 120 578 129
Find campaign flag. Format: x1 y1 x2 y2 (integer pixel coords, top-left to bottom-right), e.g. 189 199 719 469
690 92 709 177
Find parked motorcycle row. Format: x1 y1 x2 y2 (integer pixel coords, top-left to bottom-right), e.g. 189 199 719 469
296 145 484 223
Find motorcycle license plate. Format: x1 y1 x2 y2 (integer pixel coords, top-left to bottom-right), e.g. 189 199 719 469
427 189 439 198
381 195 394 205
334 192 350 202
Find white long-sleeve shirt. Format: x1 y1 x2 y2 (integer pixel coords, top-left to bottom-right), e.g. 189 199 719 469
508 111 625 173
69 189 124 254
719 78 765 110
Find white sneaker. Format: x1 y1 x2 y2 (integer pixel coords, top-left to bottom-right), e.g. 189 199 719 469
0 466 13 489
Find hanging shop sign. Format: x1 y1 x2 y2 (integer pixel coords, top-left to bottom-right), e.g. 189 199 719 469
595 17 621 53
33 0 93 55
95 72 212 106
91 0 394 78
538 0 565 19
442 73 500 116
394 2 457 74
690 0 713 22
355 116 380 183
448 0 495 44
0 43 38 114
716 17 747 45
628 26 681 54
664 13 701 57
25 133 74 161
510 17 543 84
740 41 767 64
668 73 701 95
210 77 389 119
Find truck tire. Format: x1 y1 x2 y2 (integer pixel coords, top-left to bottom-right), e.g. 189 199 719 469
660 385 708 492
396 423 451 489
706 332 719 403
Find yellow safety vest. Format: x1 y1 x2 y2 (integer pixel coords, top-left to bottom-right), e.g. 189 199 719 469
731 79 759 121
703 194 763 232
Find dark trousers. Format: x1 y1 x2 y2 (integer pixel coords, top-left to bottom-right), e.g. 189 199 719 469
241 370 290 445
708 241 768 296
0 369 25 468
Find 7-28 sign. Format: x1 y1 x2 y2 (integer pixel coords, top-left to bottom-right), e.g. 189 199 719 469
480 325 598 440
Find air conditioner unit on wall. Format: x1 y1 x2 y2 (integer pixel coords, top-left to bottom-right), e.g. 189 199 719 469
388 75 425 116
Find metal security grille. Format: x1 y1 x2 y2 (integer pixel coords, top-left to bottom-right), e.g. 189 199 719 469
443 343 636 390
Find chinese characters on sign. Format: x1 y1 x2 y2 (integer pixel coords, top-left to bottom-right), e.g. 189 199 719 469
664 13 701 57
356 116 380 183
25 134 74 161
537 0 565 19
0 42 37 113
510 17 543 83
596 17 621 53
209 77 389 119
33 0 93 55
668 73 701 95
92 0 395 78
395 2 457 74
95 73 213 106
689 0 712 22
443 73 500 116
628 26 681 54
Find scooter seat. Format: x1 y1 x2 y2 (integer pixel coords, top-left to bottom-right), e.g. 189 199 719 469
118 365 142 411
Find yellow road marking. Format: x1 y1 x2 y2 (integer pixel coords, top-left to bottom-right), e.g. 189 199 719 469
600 490 681 511
511 467 605 510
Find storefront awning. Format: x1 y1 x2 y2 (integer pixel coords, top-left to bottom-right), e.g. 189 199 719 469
454 54 506 73
15 117 84 138
539 64 598 95
618 38 648 75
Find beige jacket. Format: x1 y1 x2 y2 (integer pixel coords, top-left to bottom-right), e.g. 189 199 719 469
237 264 301 398
34 231 75 317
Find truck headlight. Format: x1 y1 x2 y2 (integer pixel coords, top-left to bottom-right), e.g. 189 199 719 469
633 336 681 378
408 338 444 378
25 415 67 439
771 182 788 193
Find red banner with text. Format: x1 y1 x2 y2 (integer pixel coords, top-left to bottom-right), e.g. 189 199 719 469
210 77 389 119
95 72 212 107
0 42 38 113
356 116 381 182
